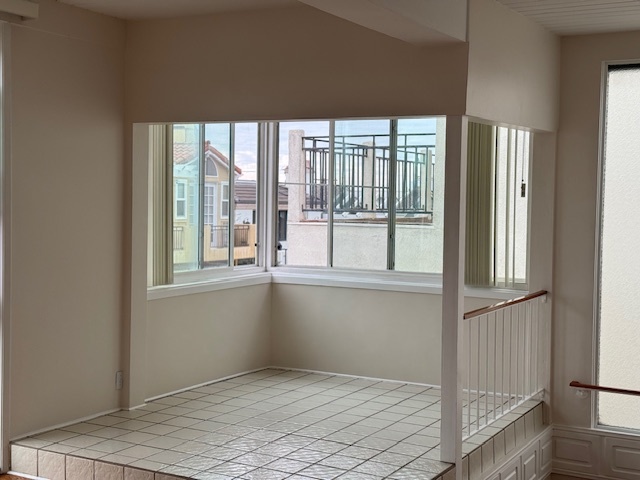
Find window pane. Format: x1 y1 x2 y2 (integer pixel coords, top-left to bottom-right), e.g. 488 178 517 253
277 121 330 267
203 123 231 268
234 123 259 267
394 117 445 273
598 65 640 430
332 119 390 270
513 129 529 283
493 126 530 287
173 124 201 273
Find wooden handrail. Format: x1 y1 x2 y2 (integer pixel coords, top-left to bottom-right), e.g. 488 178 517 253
463 290 548 320
570 381 640 397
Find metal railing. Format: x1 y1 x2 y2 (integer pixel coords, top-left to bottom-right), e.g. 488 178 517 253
210 225 251 248
462 290 548 438
570 381 640 397
302 133 436 214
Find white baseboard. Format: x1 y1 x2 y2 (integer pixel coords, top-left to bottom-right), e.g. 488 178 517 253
144 366 269 402
268 365 442 389
11 408 121 442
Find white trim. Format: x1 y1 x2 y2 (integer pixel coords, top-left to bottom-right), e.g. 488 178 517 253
556 424 640 441
174 179 187 220
220 181 229 219
144 366 269 402
150 268 526 299
552 424 640 480
268 366 442 389
592 59 611 430
147 271 271 300
11 408 120 442
7 472 45 480
483 426 553 480
464 286 527 300
591 60 640 431
0 21 11 474
144 365 442 407
440 115 467 469
271 270 443 294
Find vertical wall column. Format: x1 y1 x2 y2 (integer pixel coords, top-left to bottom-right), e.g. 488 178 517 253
125 124 151 409
529 131 556 419
0 21 11 473
440 116 468 473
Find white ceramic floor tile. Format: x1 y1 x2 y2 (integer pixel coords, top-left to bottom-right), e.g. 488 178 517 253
10 369 541 480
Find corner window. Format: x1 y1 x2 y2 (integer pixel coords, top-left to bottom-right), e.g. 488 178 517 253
147 116 531 288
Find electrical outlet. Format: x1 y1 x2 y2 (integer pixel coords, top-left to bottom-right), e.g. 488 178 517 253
115 371 123 390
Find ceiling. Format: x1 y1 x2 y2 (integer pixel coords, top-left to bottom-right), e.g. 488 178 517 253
495 0 640 35
56 0 640 36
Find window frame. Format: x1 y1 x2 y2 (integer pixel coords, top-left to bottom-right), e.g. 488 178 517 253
174 179 187 220
170 122 263 284
221 181 230 220
147 116 533 297
592 60 640 434
204 183 215 226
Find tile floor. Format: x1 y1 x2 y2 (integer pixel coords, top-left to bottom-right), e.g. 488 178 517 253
10 369 542 480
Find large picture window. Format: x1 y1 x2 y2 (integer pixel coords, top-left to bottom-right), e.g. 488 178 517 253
277 117 445 273
597 64 640 431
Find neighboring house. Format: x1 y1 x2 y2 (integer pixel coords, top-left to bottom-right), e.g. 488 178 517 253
173 139 288 267
172 139 245 267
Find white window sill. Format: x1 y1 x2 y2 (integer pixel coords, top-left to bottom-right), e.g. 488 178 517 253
147 271 271 300
271 269 525 299
147 267 526 301
270 269 443 294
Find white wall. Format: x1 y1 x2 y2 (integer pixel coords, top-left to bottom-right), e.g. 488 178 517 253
123 3 470 408
9 0 125 437
552 31 640 478
554 30 640 429
466 0 560 131
124 4 469 123
146 285 271 399
271 284 492 385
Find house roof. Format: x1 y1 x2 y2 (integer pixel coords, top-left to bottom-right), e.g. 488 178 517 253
173 140 242 175
235 180 288 210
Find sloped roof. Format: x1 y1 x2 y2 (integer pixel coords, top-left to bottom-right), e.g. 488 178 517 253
173 140 242 175
235 180 288 210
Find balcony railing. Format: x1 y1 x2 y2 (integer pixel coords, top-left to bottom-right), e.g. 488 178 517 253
301 133 436 214
173 226 184 251
210 224 251 248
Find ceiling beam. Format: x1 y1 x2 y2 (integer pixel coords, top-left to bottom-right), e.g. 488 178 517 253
0 0 38 19
297 0 467 45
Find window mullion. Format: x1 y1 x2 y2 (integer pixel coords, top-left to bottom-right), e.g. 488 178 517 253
328 121 335 268
505 128 513 285
256 123 265 268
265 122 278 268
387 119 398 271
198 123 205 270
229 124 236 267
